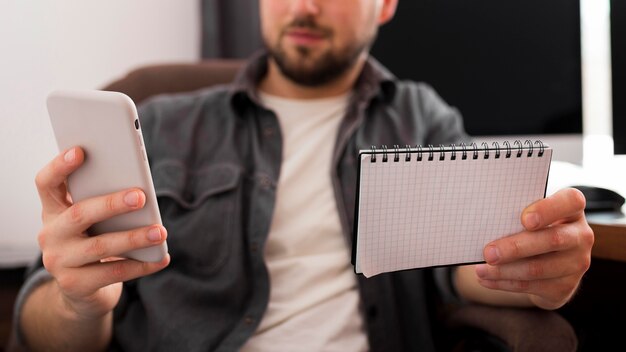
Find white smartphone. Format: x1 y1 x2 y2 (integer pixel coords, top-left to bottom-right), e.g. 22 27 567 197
46 89 168 262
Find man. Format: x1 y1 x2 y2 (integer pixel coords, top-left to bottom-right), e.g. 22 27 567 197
18 0 593 351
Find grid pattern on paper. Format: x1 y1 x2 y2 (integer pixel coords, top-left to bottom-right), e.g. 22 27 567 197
355 148 552 278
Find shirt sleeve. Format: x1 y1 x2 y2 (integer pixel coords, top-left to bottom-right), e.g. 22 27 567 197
11 266 54 347
416 83 472 146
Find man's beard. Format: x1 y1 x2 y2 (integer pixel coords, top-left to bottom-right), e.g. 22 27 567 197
266 17 374 87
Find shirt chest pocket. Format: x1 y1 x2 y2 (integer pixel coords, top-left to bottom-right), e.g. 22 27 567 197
152 161 242 276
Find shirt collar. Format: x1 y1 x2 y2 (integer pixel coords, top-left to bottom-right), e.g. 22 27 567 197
229 50 397 111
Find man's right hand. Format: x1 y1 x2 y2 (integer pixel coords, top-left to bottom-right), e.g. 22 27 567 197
33 146 170 321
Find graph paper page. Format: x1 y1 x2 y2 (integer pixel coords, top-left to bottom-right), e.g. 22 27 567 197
354 146 552 278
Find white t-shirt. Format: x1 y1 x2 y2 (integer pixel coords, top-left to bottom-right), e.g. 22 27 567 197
240 92 368 352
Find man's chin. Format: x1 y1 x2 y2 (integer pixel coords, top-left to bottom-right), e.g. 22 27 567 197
283 45 325 63
273 51 326 76
276 66 325 87
268 43 360 86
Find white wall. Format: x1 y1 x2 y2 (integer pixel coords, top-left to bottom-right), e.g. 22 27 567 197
0 1 200 267
574 0 626 198
580 0 614 165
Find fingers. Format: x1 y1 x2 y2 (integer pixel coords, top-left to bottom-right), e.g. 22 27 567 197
475 250 590 282
39 187 150 272
52 189 146 238
484 221 591 265
63 226 167 267
41 222 165 273
521 188 586 231
35 147 85 213
475 204 594 309
471 188 593 310
485 190 594 265
55 254 170 300
475 275 580 309
41 222 169 315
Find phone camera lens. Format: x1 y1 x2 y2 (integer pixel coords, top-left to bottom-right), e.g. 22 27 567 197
134 119 140 130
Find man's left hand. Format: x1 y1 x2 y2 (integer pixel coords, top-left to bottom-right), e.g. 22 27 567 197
474 188 594 310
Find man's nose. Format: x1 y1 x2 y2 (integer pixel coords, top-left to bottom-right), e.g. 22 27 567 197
291 0 320 16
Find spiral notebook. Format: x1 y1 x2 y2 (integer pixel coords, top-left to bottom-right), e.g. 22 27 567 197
352 141 552 277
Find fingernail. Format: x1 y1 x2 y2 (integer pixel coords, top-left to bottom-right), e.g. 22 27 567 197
64 148 76 163
147 227 161 241
124 191 139 207
485 246 500 263
475 264 488 278
524 212 540 229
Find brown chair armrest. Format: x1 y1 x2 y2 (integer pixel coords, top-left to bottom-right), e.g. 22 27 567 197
102 60 245 105
444 304 577 352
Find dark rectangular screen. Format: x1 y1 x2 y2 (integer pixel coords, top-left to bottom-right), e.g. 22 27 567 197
371 0 582 137
612 0 626 154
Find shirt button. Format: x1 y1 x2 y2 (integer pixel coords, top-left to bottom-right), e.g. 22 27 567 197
244 316 255 326
250 242 259 253
260 176 272 189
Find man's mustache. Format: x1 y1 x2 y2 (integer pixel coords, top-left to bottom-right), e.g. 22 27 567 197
285 16 332 36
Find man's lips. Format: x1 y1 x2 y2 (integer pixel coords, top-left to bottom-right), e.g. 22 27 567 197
285 28 327 46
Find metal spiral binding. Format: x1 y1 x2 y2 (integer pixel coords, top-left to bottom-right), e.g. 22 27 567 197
503 141 512 158
471 143 479 159
481 142 490 159
514 140 523 157
524 140 533 157
367 140 545 162
438 145 446 161
493 142 501 158
535 140 545 157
